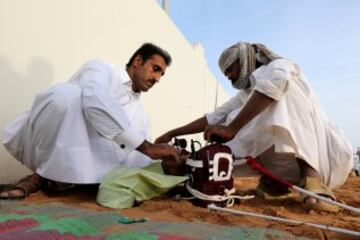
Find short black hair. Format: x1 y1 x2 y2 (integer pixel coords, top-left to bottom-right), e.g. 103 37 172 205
126 43 172 68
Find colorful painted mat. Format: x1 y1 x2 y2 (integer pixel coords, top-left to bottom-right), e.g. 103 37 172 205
0 200 308 239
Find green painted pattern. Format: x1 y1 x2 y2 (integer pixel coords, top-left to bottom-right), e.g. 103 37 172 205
35 217 99 236
0 201 310 239
0 214 98 236
106 232 157 240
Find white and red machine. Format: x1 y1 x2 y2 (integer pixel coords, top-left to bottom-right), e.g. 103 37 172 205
173 139 251 207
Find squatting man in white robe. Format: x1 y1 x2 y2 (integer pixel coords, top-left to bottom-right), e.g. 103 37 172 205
1 43 181 199
155 41 353 212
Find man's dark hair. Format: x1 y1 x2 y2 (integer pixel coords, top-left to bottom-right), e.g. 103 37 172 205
126 43 172 68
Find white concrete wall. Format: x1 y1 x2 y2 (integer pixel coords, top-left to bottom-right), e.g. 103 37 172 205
0 0 228 183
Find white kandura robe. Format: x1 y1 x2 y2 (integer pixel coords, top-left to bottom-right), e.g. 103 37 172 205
206 59 353 189
2 60 152 184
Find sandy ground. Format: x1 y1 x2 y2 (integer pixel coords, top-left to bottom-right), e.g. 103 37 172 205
23 174 360 240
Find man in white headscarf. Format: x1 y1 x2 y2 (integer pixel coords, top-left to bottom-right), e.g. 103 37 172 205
155 41 353 212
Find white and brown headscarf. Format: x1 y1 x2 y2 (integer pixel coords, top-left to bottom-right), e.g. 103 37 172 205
218 41 281 89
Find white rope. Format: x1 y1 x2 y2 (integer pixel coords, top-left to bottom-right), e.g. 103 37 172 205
292 185 360 214
186 182 254 207
208 204 360 237
234 155 360 214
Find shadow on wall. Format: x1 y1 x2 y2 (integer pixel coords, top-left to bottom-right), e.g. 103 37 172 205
0 56 54 183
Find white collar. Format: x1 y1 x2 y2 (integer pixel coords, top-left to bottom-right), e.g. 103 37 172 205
118 66 141 96
119 66 131 85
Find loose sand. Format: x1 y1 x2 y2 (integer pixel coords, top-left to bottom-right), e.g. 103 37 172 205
24 174 360 239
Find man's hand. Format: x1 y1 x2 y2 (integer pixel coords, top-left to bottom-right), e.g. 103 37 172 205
149 143 180 162
161 153 186 176
137 140 184 175
204 125 236 143
137 140 180 161
154 132 173 144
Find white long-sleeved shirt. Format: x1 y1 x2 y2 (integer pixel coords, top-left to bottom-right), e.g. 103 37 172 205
69 60 147 153
2 60 152 183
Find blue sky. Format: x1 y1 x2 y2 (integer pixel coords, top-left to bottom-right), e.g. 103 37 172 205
159 0 360 150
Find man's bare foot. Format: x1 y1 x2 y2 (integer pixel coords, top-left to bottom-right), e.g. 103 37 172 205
300 177 339 212
302 195 339 212
303 196 317 205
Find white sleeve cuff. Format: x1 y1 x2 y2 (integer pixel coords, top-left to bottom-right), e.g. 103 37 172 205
113 126 145 155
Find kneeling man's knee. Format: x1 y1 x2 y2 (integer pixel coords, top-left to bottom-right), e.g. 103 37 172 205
47 84 81 114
